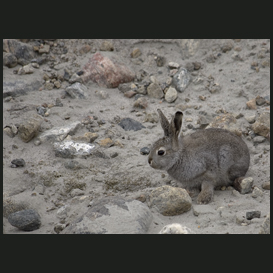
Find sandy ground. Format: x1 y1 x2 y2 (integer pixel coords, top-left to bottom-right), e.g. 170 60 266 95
3 39 270 234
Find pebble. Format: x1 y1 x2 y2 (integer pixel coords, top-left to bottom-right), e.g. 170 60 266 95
244 114 256 124
246 98 257 110
251 112 270 137
193 62 201 70
8 209 41 231
55 98 63 107
124 90 137 98
147 82 164 99
159 223 194 234
39 44 50 54
18 64 34 75
168 62 180 69
98 138 114 147
140 147 150 155
131 48 142 58
233 177 253 194
57 205 70 219
65 82 87 99
262 181 270 190
11 158 25 167
251 186 264 198
37 106 46 116
133 97 148 109
246 211 261 220
253 136 266 144
255 95 266 106
99 40 114 51
110 152 119 158
3 53 17 68
155 55 165 67
164 87 178 103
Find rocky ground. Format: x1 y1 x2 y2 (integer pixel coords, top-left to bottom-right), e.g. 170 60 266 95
3 39 270 234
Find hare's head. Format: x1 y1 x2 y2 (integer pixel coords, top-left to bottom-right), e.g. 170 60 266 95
148 109 183 171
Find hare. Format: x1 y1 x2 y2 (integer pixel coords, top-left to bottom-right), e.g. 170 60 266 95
148 109 250 204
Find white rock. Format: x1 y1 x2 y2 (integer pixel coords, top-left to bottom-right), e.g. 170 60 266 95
159 223 194 234
168 62 180 69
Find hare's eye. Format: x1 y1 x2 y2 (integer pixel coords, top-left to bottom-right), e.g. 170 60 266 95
158 149 165 156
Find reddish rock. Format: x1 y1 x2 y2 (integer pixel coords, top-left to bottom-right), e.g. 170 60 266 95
81 52 135 88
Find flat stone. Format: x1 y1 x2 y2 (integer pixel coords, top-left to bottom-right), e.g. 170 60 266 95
38 121 81 143
8 209 41 231
148 185 192 216
246 211 261 220
61 197 153 234
118 118 145 131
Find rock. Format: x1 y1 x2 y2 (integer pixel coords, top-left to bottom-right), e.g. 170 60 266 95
206 113 242 136
3 124 18 138
136 85 147 95
231 52 243 61
255 95 266 106
246 98 257 110
98 138 114 147
172 67 191 92
259 213 270 234
233 177 253 194
159 223 194 234
44 81 54 90
168 62 180 69
246 211 261 220
56 205 70 219
164 87 178 103
18 114 43 143
193 62 201 70
79 44 92 55
251 112 270 137
251 186 264 198
54 223 66 234
54 80 61 89
81 52 135 88
131 48 142 58
3 52 17 68
69 73 83 84
147 82 164 99
245 115 256 124
38 44 50 54
8 209 41 231
133 97 148 109
262 181 270 190
155 55 165 67
185 62 194 72
11 158 25 167
253 136 266 144
148 185 192 216
65 82 87 99
221 41 234 53
54 141 95 158
124 90 137 98
206 54 216 63
99 40 114 51
118 82 131 93
118 118 146 131
18 64 34 75
38 121 81 143
64 160 84 170
140 147 150 155
70 189 85 198
61 197 153 234
144 112 159 123
3 39 35 62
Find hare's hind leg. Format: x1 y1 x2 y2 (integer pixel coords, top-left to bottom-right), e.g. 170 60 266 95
196 180 214 204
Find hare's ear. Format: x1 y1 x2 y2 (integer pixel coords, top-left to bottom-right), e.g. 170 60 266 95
157 109 171 137
170 111 183 139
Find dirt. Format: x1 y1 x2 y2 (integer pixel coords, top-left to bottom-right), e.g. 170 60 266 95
3 39 270 234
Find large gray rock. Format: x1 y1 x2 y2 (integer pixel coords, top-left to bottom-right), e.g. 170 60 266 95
172 67 191 92
8 209 41 231
61 197 153 234
148 185 192 216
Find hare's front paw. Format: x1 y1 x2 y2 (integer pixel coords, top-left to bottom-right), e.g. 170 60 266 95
196 190 213 204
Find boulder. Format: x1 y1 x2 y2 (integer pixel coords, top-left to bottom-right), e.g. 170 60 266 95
148 185 192 216
81 52 135 88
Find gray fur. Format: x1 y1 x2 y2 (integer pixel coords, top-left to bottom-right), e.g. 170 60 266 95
148 110 250 204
